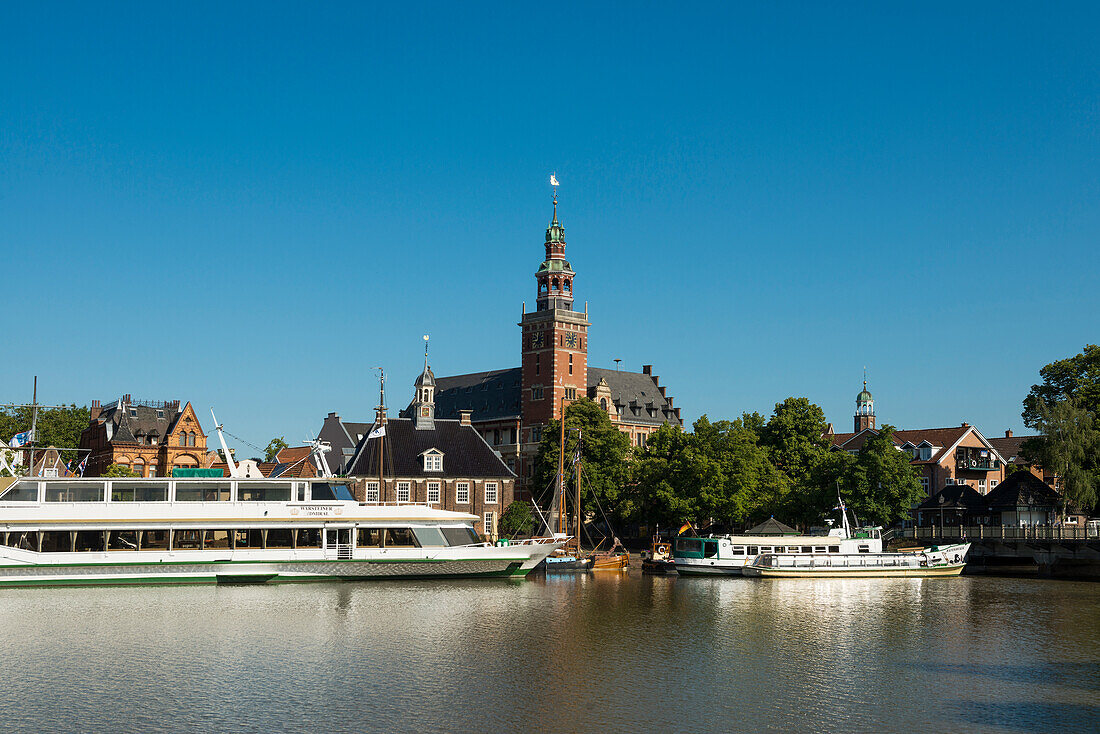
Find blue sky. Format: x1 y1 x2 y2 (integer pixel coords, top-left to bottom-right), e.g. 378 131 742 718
2 2 1097 453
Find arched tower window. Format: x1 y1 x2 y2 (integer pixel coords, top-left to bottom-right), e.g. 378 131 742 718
600 398 608 410
564 279 571 292
178 431 186 446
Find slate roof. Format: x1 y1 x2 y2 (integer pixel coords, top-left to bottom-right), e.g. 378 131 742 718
744 517 799 536
345 418 514 479
916 483 988 511
984 471 1061 510
589 367 682 427
406 365 683 427
987 435 1039 465
95 401 189 445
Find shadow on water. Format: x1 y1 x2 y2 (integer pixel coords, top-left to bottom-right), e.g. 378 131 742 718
944 700 1100 733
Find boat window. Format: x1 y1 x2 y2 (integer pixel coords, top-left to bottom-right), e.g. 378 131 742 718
703 541 718 558
75 531 105 552
829 545 840 553
5 531 37 550
297 528 322 548
141 530 169 550
358 528 382 547
44 482 103 502
732 546 746 556
801 546 813 553
266 529 294 549
814 546 826 553
412 527 448 547
0 481 39 502
203 530 231 549
311 484 337 501
441 526 481 546
858 544 870 553
234 530 263 548
748 546 759 555
175 482 231 502
786 546 800 553
237 483 292 502
384 528 418 548
173 529 204 550
675 538 702 554
111 483 169 502
40 531 71 552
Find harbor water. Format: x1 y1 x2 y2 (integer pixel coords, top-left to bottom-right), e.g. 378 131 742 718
1 571 1098 732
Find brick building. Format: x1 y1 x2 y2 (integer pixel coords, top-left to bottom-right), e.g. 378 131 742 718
79 396 208 477
343 362 515 540
321 192 683 495
826 382 1009 496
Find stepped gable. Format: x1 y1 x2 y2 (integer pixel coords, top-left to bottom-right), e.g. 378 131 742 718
345 418 514 479
425 368 523 422
588 367 682 427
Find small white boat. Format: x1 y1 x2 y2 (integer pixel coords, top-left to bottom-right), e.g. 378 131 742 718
741 543 970 578
0 477 562 587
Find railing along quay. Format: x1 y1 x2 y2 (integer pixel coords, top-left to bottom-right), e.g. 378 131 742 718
903 526 1099 542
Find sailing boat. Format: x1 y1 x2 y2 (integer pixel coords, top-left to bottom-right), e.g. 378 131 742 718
562 428 628 571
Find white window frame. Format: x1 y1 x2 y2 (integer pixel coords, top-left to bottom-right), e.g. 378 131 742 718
484 482 498 504
427 481 441 504
423 452 443 472
483 511 495 537
396 481 410 503
456 482 470 504
978 479 987 493
990 479 999 490
919 477 929 493
365 481 379 503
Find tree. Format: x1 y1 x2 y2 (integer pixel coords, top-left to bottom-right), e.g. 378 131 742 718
1022 344 1100 426
845 426 923 526
0 405 90 464
1022 397 1100 513
759 398 831 524
499 500 535 536
532 398 632 524
103 463 138 477
264 437 289 463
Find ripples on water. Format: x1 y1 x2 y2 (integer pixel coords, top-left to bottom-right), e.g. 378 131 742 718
0 574 1097 733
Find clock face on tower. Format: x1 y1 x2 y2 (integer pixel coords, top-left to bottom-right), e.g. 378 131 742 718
531 332 545 349
565 333 577 348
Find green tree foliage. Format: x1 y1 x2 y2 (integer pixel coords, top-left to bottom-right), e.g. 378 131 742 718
1022 397 1100 512
533 398 631 523
499 500 535 536
1020 346 1100 513
1022 344 1100 426
103 463 138 477
0 405 90 463
844 426 923 526
264 437 289 463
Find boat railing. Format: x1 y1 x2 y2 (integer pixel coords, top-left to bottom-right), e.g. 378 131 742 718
752 552 927 570
903 525 1100 542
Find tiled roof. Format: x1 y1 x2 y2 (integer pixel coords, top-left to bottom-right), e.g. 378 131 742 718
916 483 987 511
589 367 682 427
275 446 313 464
96 401 191 445
345 418 514 479
984 471 1061 509
830 426 972 463
987 435 1039 465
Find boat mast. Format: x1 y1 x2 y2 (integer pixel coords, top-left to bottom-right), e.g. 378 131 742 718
377 368 386 498
575 429 582 554
557 396 566 537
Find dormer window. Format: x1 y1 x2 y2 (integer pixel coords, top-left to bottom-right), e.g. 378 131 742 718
157 410 164 419
129 408 137 417
421 449 443 472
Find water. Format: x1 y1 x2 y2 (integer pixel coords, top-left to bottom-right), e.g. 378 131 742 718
1 572 1098 733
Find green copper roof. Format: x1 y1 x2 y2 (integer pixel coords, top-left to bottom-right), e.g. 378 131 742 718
537 259 572 274
857 389 873 403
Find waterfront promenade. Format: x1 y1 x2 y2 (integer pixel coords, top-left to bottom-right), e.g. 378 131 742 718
1 570 1097 733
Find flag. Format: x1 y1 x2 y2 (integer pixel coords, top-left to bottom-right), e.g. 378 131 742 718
77 455 88 477
570 444 581 467
8 431 31 448
367 425 386 440
678 521 693 536
550 174 559 187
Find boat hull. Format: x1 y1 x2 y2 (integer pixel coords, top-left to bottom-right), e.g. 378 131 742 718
742 563 967 578
673 560 746 576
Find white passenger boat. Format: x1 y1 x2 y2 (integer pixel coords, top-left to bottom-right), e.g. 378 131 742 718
0 477 562 587
741 542 970 578
673 526 879 576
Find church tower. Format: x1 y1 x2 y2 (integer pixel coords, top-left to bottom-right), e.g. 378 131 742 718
411 336 436 431
854 379 875 432
519 188 590 445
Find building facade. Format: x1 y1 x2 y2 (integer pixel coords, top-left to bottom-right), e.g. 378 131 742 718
344 364 515 540
79 396 208 477
827 382 1009 497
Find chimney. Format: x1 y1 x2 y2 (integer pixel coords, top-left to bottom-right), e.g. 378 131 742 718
658 385 666 397
459 410 473 426
1005 429 1013 438
642 365 652 375
89 400 101 421
123 394 132 404
962 422 970 428
327 411 338 419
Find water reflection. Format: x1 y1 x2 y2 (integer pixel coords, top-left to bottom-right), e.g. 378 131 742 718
0 574 1096 732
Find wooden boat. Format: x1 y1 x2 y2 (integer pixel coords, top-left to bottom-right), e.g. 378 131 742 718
641 537 676 574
